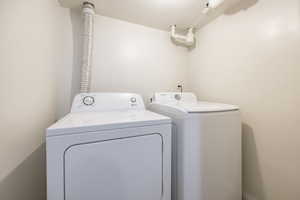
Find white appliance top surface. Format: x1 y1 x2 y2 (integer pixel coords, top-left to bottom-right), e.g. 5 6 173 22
163 102 239 113
152 92 239 113
47 93 170 137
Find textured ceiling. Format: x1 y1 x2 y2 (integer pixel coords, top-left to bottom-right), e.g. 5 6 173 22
59 0 240 31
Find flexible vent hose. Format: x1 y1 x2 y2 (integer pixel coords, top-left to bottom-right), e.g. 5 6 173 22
80 2 95 93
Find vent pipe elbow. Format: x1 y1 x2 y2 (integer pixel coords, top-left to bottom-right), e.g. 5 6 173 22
170 25 195 48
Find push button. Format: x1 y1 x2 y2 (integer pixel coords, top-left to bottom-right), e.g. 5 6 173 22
174 94 181 100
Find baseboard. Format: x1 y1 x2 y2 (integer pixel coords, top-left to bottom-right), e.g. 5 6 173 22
242 192 257 200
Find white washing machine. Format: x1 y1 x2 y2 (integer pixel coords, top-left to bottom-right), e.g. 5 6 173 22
46 93 171 200
149 92 241 200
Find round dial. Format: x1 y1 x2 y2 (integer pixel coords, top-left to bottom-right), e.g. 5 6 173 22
130 97 137 103
83 96 95 106
174 94 181 100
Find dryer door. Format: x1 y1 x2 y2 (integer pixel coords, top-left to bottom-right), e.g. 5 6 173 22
64 134 163 200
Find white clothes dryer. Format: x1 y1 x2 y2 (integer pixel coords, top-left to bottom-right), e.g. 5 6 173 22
46 93 171 200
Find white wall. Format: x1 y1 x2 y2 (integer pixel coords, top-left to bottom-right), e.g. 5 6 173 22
92 15 189 102
60 12 189 117
188 0 300 199
0 0 72 199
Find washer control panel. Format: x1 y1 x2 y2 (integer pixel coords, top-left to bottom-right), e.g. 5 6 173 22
71 93 145 113
152 92 197 104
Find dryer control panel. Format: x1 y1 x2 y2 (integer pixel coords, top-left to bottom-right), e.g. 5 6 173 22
71 93 145 113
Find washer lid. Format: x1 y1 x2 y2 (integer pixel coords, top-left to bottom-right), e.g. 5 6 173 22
47 110 170 137
178 102 239 113
154 101 239 114
152 92 238 113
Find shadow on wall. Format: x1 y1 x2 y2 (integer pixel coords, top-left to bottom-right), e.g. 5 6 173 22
225 0 258 15
0 144 46 200
298 0 300 26
70 8 82 103
242 123 265 200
